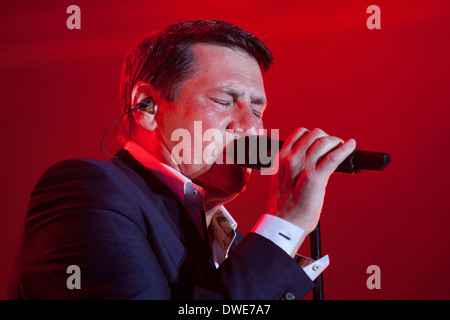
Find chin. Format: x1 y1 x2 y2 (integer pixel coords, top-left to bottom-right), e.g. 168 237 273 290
194 163 251 198
221 165 250 195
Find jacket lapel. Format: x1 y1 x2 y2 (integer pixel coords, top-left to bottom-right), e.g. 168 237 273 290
112 150 214 272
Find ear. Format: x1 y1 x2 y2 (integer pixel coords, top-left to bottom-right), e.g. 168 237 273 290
131 81 159 132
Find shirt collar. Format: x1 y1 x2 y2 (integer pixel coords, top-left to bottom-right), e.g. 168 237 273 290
123 141 236 233
124 140 196 206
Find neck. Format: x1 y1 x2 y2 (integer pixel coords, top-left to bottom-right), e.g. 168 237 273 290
201 189 239 211
132 132 237 211
133 130 181 173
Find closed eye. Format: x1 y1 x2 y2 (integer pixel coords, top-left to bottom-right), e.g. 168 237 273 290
211 98 232 106
253 110 262 118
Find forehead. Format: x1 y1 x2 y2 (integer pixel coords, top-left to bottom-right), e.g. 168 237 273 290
189 43 265 92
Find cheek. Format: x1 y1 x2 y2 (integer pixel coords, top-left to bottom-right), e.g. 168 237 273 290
161 98 233 156
193 103 231 139
157 101 198 142
197 117 230 160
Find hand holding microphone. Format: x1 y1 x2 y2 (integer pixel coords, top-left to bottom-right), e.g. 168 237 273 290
223 127 390 236
234 127 389 299
266 128 357 234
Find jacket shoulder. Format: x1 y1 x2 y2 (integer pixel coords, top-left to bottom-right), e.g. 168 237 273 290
29 158 146 225
35 158 117 188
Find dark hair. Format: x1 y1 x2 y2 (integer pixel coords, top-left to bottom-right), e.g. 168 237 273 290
118 20 273 144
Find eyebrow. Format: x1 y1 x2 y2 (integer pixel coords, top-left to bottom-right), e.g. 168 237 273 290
217 87 267 105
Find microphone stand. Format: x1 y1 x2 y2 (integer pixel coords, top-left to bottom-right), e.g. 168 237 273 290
310 222 324 300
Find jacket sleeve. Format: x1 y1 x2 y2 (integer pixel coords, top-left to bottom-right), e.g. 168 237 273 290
211 233 315 300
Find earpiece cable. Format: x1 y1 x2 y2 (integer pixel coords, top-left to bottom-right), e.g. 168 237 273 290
100 105 140 159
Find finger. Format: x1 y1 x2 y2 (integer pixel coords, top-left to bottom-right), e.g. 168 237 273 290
291 128 329 158
282 127 310 153
307 136 345 167
283 129 329 180
316 139 356 175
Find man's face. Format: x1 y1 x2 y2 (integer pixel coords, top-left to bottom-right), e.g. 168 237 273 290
156 43 267 201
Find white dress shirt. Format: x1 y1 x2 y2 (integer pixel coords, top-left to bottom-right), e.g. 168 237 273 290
124 141 328 280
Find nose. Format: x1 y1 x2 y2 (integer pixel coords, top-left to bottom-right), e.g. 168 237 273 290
226 100 263 135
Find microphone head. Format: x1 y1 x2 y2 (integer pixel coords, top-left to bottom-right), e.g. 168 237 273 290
353 150 391 172
226 135 280 169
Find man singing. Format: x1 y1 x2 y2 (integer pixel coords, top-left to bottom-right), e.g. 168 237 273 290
8 20 356 299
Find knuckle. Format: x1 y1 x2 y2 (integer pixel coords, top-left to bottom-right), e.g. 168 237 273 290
286 153 300 168
317 136 343 149
329 136 344 145
285 128 309 148
302 166 318 184
311 128 326 136
296 127 310 141
315 136 329 146
282 153 306 174
325 150 340 164
297 127 309 134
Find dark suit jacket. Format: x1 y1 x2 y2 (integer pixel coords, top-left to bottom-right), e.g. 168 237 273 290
8 151 314 299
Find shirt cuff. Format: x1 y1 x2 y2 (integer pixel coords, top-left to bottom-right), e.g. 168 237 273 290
251 214 307 258
295 254 330 281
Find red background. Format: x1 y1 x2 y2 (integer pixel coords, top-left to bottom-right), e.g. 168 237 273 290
1 0 449 299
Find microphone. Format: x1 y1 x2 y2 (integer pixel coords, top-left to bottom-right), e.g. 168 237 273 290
227 136 391 174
